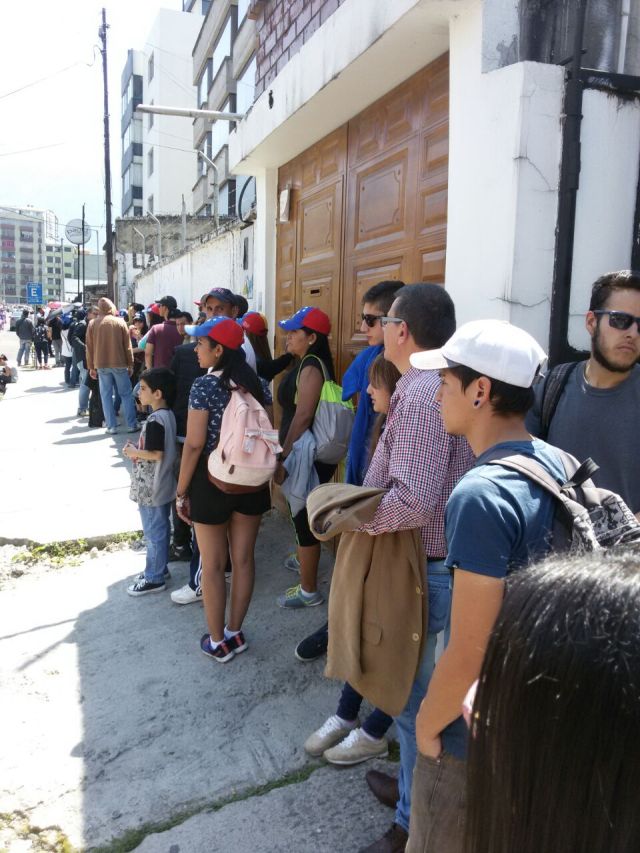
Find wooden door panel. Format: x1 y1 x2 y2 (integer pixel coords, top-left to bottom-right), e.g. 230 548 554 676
297 180 342 268
414 243 447 284
298 264 342 363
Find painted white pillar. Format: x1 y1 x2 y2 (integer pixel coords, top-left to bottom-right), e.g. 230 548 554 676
253 168 278 337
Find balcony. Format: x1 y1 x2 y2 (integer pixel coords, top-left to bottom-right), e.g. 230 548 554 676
193 0 233 83
192 173 210 213
122 142 143 172
193 57 234 148
232 11 257 79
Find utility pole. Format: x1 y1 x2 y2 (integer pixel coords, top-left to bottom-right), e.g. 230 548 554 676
99 8 115 304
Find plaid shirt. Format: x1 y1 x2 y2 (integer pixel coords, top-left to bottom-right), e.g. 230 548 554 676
362 368 474 558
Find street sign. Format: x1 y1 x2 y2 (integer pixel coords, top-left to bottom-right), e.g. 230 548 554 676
65 219 91 245
26 282 43 304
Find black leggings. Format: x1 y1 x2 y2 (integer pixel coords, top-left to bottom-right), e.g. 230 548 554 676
289 461 336 547
34 341 49 365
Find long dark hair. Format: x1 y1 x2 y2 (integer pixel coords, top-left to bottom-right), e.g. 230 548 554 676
301 328 335 381
466 551 640 853
204 339 264 405
246 330 272 363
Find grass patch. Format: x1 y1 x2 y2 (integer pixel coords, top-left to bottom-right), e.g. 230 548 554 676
387 739 400 762
89 764 320 853
11 532 143 567
0 811 76 853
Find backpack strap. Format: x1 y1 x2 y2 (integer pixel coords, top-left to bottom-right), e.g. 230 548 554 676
294 353 328 402
539 362 579 440
483 448 599 499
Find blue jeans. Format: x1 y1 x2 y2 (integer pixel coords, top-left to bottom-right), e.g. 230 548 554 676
337 682 393 740
97 367 136 429
395 562 451 832
17 340 32 365
77 361 90 411
139 503 171 583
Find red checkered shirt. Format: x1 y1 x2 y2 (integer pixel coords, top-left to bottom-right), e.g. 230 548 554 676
362 368 474 558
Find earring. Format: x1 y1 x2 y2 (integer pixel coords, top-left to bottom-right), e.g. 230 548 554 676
473 400 481 408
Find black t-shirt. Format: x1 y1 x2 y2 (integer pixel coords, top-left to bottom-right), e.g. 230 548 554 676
277 356 325 445
144 419 165 452
49 317 62 340
33 325 48 343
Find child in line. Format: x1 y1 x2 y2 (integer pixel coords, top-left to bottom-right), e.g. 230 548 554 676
0 354 17 400
124 368 177 596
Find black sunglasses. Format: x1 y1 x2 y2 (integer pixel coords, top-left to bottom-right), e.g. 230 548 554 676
361 313 384 328
594 310 640 333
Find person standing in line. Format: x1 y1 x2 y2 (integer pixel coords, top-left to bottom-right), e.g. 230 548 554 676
33 317 51 369
405 319 561 853
527 269 640 515
70 307 96 417
48 313 63 366
175 317 269 662
355 284 474 853
175 311 193 343
203 288 257 371
85 297 139 436
60 315 76 387
124 368 177 596
15 309 34 367
144 296 183 370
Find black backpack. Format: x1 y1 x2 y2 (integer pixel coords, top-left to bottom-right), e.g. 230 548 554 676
538 362 579 440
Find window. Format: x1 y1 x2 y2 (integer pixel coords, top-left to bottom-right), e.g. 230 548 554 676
201 0 211 14
148 52 154 82
212 17 231 81
134 206 143 217
211 99 230 158
237 0 250 24
148 101 154 129
148 148 154 177
148 195 154 214
197 63 211 108
236 56 256 115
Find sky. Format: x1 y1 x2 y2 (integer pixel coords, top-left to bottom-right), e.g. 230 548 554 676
0 0 186 243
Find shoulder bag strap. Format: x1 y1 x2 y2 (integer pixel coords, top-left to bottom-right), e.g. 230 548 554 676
539 362 579 440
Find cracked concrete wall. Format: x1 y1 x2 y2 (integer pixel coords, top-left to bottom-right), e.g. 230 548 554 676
445 0 564 347
568 90 640 351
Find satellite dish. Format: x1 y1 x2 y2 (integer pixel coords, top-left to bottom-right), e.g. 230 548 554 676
65 219 91 245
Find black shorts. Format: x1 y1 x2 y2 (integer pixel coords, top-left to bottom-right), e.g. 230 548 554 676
189 456 271 525
288 461 336 547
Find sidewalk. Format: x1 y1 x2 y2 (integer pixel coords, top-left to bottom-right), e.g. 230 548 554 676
0 515 394 852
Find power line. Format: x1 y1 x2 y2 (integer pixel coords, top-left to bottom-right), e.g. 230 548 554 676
0 141 67 158
0 61 91 101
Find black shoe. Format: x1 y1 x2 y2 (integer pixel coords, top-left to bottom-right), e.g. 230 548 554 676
294 621 328 662
169 545 192 562
358 824 408 853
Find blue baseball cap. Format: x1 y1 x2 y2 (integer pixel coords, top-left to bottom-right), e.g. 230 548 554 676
278 306 331 335
184 316 244 349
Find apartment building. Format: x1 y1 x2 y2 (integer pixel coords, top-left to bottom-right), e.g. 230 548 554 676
120 8 203 219
44 242 75 301
0 207 52 304
192 0 257 219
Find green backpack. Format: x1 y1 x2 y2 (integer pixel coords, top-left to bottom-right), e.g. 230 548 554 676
296 355 355 464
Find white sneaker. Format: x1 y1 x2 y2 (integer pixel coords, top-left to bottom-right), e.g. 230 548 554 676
323 727 388 765
170 584 202 605
304 715 358 757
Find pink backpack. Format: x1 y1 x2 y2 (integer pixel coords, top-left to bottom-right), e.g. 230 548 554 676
207 384 281 494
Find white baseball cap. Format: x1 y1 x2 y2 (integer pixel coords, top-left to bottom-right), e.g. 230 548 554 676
409 319 547 388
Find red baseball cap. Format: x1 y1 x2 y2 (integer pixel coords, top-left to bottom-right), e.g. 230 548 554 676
278 306 331 335
184 316 244 349
147 303 161 315
242 312 268 336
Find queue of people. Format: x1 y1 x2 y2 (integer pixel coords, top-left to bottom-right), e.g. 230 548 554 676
79 271 640 852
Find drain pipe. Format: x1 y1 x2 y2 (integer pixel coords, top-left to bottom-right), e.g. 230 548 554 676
618 0 630 74
548 0 589 365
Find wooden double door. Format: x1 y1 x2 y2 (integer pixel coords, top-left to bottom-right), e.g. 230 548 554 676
275 53 449 374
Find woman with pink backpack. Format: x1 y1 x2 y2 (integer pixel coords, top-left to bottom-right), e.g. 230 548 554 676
176 316 273 663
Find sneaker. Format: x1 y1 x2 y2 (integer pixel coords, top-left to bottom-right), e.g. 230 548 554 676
77 409 89 417
200 633 234 663
304 715 357 757
283 552 300 572
170 584 202 605
294 622 328 662
106 426 118 435
225 630 248 654
127 579 166 596
277 584 324 609
135 568 171 582
127 424 141 433
169 544 192 562
323 727 389 765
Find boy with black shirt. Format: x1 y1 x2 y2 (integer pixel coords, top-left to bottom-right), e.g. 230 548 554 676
124 368 177 596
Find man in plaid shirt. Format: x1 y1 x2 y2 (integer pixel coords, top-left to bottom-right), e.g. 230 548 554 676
359 284 474 853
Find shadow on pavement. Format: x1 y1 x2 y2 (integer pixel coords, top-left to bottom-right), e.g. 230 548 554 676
53 433 111 445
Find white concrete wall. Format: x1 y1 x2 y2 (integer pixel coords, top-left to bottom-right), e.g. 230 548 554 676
143 10 201 215
568 89 640 350
133 224 255 315
445 1 565 348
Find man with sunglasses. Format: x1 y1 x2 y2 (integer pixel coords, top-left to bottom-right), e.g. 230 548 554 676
527 270 640 514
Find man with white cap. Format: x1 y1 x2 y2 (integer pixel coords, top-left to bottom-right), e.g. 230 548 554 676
406 319 565 853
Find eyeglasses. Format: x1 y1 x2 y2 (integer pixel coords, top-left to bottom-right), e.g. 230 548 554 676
361 313 384 328
380 316 404 328
594 310 640 333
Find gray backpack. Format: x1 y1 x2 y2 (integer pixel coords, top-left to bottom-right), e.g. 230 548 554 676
486 447 640 553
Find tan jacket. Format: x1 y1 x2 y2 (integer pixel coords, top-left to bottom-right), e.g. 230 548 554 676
307 484 426 717
86 298 133 371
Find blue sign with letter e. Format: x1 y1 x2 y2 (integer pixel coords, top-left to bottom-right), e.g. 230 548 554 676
26 282 43 304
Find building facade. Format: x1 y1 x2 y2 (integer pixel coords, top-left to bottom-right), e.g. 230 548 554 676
44 242 75 302
0 207 62 304
229 0 640 372
192 0 257 218
121 50 144 218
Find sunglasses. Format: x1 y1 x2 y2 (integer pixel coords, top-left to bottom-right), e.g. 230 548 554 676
594 310 640 333
380 316 404 328
361 313 384 328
